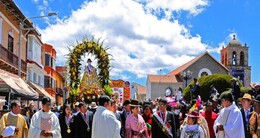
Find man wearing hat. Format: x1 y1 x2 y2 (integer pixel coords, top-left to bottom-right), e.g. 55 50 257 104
249 94 260 137
201 100 218 138
210 84 219 99
89 102 98 115
152 98 177 138
214 92 245 138
240 93 254 138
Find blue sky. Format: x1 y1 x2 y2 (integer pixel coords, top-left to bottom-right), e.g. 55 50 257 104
14 0 259 86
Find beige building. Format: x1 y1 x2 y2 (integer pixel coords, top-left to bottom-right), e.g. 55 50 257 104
221 35 251 87
0 0 34 78
0 0 43 106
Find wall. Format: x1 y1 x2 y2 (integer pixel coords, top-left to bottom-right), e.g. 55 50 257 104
0 12 27 61
182 54 228 88
150 82 182 100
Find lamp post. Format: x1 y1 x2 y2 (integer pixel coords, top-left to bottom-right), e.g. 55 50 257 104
181 70 193 88
181 70 193 102
18 12 57 77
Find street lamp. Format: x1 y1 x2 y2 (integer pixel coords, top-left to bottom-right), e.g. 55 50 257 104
18 12 57 77
181 70 193 87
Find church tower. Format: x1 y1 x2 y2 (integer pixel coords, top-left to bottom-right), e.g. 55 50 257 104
220 35 251 87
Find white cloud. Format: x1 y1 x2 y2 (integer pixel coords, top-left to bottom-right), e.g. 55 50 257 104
138 0 209 16
40 0 212 79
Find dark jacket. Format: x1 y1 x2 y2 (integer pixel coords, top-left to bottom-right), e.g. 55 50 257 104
241 107 254 138
152 111 177 138
119 110 130 138
59 115 74 138
193 83 200 98
74 111 93 138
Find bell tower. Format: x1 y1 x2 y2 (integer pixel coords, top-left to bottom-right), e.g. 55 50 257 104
220 35 251 87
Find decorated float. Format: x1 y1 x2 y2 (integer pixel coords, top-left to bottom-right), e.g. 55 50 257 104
67 37 113 104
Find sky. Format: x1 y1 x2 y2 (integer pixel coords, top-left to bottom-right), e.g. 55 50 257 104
13 0 260 86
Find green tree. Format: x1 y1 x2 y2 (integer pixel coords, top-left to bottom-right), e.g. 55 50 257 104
183 74 245 101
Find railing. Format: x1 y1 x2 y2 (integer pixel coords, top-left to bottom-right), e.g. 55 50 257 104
0 44 27 73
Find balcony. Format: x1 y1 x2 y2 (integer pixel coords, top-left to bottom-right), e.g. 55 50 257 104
0 44 27 74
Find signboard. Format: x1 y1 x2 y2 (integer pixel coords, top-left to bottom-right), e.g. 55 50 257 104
124 81 131 101
232 70 244 85
110 80 131 105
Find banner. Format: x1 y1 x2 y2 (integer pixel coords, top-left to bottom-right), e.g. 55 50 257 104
110 80 131 105
232 70 245 86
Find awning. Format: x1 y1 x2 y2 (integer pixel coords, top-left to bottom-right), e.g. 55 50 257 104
27 81 55 103
0 69 38 99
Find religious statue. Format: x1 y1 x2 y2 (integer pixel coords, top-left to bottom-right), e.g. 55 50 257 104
79 59 100 95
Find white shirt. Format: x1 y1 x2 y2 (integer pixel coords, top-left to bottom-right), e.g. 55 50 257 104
214 103 245 138
92 106 121 138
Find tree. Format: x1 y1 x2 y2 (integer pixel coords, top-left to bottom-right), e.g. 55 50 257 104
183 74 245 102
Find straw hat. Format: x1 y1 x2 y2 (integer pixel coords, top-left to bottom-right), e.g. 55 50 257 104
89 102 98 109
241 93 252 101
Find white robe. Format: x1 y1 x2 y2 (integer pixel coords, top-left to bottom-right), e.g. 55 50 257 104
92 106 121 138
28 110 61 138
213 103 245 138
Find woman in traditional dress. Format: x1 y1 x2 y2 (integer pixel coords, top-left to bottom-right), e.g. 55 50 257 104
125 100 150 138
59 105 73 138
141 104 152 137
180 111 205 138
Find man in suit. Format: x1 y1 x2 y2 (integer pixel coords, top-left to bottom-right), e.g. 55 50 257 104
152 98 177 138
74 102 93 138
119 99 131 137
192 78 200 99
240 93 253 138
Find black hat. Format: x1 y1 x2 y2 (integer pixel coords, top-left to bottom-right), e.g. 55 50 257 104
220 92 234 102
87 59 92 62
129 99 140 107
254 95 260 103
123 100 131 106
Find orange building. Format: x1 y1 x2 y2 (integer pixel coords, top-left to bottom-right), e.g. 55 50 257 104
55 66 67 105
42 44 57 100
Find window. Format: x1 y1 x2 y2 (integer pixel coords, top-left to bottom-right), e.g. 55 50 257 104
33 73 37 83
198 68 212 77
51 78 56 90
240 51 244 66
51 58 56 69
232 51 237 65
8 34 14 52
27 70 32 81
45 54 51 66
38 75 41 85
44 76 51 88
200 72 208 76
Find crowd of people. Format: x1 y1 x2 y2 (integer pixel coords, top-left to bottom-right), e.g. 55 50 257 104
0 81 260 138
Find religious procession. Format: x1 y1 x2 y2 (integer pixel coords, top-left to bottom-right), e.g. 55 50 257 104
1 67 260 138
